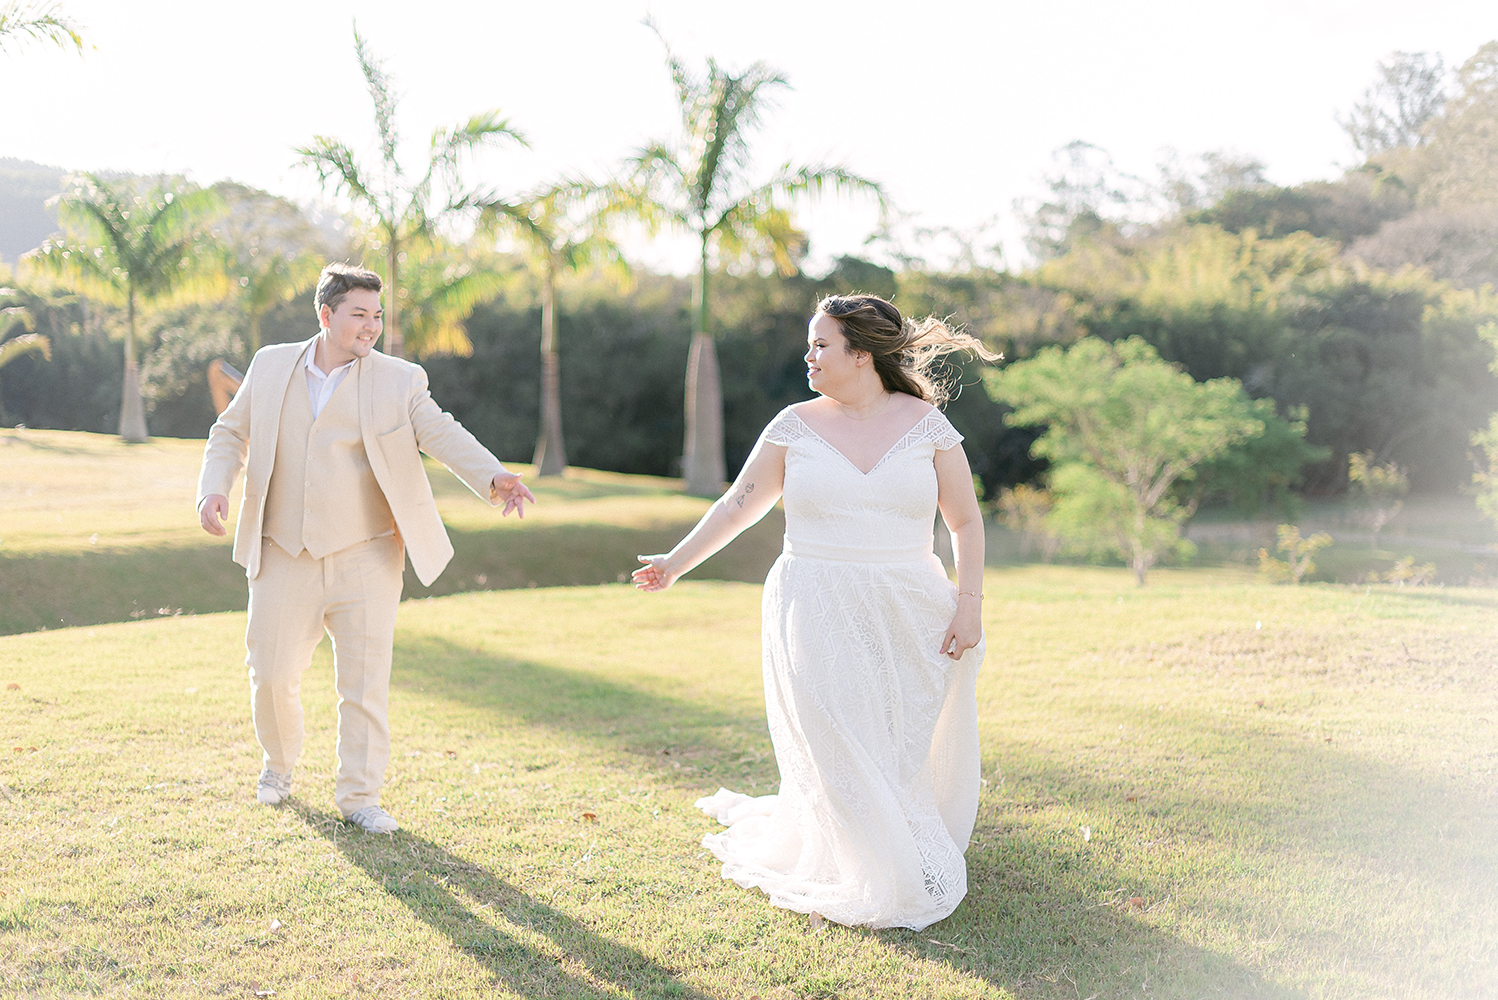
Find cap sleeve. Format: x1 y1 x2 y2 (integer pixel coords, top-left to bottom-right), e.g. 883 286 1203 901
760 407 814 447
904 409 963 451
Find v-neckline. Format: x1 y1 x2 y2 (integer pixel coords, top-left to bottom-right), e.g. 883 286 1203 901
790 409 934 477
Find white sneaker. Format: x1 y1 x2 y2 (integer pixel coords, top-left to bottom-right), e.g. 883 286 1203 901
346 806 399 834
256 768 292 805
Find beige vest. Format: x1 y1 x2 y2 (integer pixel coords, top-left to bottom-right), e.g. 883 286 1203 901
262 366 395 558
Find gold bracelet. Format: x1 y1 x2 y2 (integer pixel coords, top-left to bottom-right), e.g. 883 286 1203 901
957 590 983 600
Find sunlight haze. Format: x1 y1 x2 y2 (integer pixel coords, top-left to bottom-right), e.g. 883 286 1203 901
2 0 1496 270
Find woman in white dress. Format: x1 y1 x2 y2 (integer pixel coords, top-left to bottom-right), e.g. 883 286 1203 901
632 294 996 931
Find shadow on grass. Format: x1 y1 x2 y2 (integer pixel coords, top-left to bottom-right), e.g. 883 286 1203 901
888 837 1301 1000
385 637 1299 996
0 544 248 634
929 710 1498 998
0 512 784 635
1339 584 1498 610
0 431 94 455
410 516 783 597
293 803 712 1000
390 635 771 790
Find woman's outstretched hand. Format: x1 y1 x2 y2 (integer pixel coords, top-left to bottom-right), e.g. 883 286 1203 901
939 597 984 660
632 554 678 592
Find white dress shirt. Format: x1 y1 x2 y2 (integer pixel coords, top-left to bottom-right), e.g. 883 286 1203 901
303 343 357 419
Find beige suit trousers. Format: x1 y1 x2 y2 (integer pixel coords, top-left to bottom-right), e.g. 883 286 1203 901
246 534 404 815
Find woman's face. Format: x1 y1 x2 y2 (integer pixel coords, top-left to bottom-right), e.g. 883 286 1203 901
805 312 865 394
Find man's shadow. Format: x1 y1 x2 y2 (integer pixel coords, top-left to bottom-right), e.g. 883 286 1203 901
292 802 711 1000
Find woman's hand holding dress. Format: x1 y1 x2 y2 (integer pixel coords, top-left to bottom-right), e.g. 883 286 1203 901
940 597 984 659
934 435 987 660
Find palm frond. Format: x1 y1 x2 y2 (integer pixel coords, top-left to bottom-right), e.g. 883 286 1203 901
644 16 702 137
399 252 508 358
703 63 787 181
295 137 382 217
421 111 529 221
353 22 400 175
239 251 322 315
689 74 740 215
478 197 550 250
0 300 36 334
23 239 126 302
619 149 686 233
713 205 806 277
715 163 885 236
0 332 50 369
0 1 83 53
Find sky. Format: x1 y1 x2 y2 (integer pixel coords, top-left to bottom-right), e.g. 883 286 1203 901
3 0 1497 273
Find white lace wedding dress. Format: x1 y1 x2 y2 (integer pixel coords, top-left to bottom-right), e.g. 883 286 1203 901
695 404 984 931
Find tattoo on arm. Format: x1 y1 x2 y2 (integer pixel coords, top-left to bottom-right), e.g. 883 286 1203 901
734 482 756 508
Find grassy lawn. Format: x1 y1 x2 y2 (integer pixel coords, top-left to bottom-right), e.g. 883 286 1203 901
2 567 1495 998
0 428 782 634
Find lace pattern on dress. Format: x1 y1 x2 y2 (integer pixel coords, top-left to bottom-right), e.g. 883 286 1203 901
760 407 963 462
869 411 963 473
760 407 818 447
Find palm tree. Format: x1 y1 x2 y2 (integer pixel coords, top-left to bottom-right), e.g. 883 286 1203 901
215 183 325 354
25 174 224 442
296 25 525 359
629 24 884 495
483 180 628 476
0 285 51 422
0 1 83 53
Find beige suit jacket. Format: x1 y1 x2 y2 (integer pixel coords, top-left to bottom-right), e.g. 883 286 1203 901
197 336 504 587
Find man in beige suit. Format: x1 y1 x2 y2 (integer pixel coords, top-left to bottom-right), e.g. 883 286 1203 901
197 263 533 834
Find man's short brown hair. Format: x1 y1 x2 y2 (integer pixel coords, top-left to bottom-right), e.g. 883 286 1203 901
314 262 382 318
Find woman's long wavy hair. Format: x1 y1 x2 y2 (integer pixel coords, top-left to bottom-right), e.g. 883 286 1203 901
816 294 1000 406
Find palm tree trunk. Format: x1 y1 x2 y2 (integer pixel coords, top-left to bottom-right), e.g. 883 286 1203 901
118 287 148 443
682 237 724 496
533 256 567 476
386 233 402 358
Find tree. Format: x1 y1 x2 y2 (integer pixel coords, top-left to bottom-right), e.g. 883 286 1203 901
989 336 1264 584
1155 149 1269 216
629 23 883 495
214 183 325 354
484 180 627 476
1339 51 1448 157
296 25 524 359
1418 42 1498 207
1180 401 1326 519
1022 141 1143 261
24 174 223 442
1258 524 1333 585
1471 324 1498 531
0 283 51 422
1348 451 1407 550
1036 222 1498 493
994 483 1061 562
0 1 82 53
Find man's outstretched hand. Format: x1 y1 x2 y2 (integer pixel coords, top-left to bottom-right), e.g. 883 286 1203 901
199 494 229 536
490 472 536 517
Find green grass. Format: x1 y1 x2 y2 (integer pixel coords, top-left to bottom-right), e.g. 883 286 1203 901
2 567 1496 998
0 428 782 634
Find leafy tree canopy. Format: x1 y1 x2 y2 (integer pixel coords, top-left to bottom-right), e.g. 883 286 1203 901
988 336 1266 583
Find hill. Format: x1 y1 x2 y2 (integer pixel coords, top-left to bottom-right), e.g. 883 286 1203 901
0 158 64 264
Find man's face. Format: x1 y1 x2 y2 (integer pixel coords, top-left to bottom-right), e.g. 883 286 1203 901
318 288 383 366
